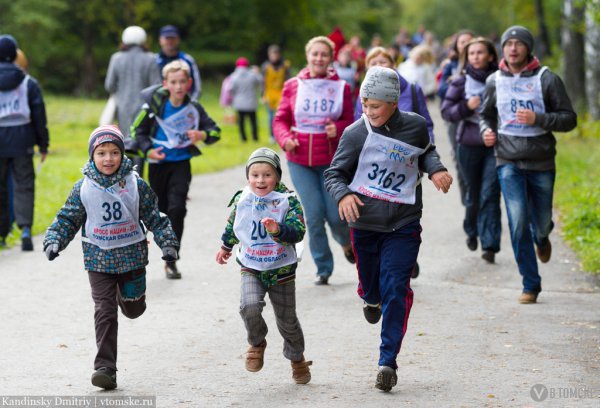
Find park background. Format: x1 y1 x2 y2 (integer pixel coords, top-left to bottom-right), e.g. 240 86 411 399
0 0 598 273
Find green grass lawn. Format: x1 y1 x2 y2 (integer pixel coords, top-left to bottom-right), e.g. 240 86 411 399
3 82 273 248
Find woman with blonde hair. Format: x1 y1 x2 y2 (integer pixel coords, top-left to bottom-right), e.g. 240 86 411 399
273 36 355 285
398 44 437 98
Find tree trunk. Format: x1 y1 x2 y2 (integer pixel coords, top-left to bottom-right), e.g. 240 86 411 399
562 0 586 112
586 0 600 119
78 23 98 95
535 0 552 58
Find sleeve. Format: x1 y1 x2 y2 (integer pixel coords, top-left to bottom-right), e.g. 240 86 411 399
273 80 296 148
220 201 240 250
436 62 453 99
195 103 221 145
479 74 498 135
148 57 162 87
419 145 448 178
137 179 180 249
353 97 362 121
43 181 86 251
187 54 202 101
130 102 154 154
104 54 118 94
324 127 363 203
27 78 49 154
440 78 473 123
414 84 436 143
535 71 577 132
270 195 305 246
333 82 355 140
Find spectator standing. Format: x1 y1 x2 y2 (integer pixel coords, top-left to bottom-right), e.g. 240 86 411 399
261 45 290 142
230 57 263 142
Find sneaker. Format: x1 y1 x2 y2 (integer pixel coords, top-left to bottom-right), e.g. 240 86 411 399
363 303 382 324
245 340 267 372
466 236 477 251
375 365 397 392
91 367 117 390
21 227 33 251
481 251 495 264
0 236 6 248
536 239 552 263
291 357 313 384
411 262 420 279
342 245 356 264
315 276 329 285
518 292 538 304
165 261 181 279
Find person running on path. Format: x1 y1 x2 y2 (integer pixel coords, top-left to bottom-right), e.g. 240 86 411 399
216 147 312 384
131 60 221 279
325 67 452 392
441 37 501 263
272 35 355 285
43 125 179 390
0 34 49 251
479 26 577 304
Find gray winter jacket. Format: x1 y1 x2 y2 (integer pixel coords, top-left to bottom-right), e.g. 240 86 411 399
230 67 263 112
324 110 447 233
479 63 577 171
105 46 161 137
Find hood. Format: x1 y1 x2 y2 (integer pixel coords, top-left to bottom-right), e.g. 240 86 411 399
297 66 340 81
0 62 26 91
82 156 135 188
498 56 541 75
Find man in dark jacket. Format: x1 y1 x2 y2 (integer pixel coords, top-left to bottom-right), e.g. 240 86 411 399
479 26 577 304
0 35 49 250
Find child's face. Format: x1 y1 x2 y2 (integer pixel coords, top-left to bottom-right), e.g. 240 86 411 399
248 163 278 197
163 70 191 105
93 143 122 176
362 99 398 128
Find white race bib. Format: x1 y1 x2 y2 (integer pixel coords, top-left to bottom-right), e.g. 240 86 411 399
233 187 297 271
496 67 547 137
348 115 427 205
0 76 31 127
153 103 200 148
80 173 145 250
464 74 486 123
292 78 344 134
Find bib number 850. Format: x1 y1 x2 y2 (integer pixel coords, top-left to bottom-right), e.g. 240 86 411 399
102 201 123 222
368 163 405 192
510 99 534 113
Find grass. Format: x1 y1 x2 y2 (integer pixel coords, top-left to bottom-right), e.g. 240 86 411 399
554 119 600 274
2 81 272 248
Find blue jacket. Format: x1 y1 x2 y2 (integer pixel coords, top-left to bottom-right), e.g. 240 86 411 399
43 157 179 274
0 62 49 157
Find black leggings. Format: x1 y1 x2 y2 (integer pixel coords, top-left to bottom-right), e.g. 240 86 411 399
237 110 258 141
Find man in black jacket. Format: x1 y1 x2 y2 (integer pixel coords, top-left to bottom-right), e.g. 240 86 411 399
0 35 49 250
479 26 577 304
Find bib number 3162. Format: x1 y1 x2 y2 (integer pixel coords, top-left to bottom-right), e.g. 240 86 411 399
368 163 406 192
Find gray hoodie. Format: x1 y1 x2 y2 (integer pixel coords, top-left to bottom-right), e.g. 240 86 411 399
230 66 263 112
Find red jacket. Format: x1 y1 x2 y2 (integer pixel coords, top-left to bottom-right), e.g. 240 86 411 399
273 67 354 167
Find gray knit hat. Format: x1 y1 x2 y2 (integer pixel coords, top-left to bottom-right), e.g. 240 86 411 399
246 148 282 179
359 66 400 103
501 26 534 55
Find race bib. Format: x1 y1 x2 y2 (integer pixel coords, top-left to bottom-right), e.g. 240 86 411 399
154 103 200 148
0 76 31 127
292 78 344 133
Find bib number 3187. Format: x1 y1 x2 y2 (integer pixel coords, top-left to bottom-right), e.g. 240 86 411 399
368 163 406 192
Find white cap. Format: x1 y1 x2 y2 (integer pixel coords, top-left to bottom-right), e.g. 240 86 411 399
122 26 147 46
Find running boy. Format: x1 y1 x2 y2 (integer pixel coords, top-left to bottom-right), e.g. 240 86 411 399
324 67 453 392
43 125 179 390
215 148 312 384
131 59 220 279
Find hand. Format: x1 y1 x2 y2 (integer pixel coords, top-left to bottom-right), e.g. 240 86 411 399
45 243 59 261
516 108 536 125
483 128 496 147
216 248 232 264
40 153 48 163
161 246 178 262
186 129 206 143
261 218 280 235
431 171 453 193
147 147 166 161
325 120 337 139
467 96 481 110
338 194 364 223
283 137 300 153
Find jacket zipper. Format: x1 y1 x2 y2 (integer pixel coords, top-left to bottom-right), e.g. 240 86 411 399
308 133 313 167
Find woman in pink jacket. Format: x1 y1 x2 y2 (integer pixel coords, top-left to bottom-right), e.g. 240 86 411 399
273 36 355 285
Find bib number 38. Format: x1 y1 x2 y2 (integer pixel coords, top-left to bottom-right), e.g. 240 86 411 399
102 201 123 222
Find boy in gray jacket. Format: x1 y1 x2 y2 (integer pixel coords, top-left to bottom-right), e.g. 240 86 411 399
324 67 452 392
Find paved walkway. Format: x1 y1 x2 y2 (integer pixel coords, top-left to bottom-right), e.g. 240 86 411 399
1 108 599 407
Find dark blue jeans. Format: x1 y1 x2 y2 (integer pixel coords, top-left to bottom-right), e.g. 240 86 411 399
497 164 555 294
351 222 421 369
457 144 501 252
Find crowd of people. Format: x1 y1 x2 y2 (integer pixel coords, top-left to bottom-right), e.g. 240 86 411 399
0 22 577 394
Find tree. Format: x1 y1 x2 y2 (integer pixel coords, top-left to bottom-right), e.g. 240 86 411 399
534 0 552 57
585 0 600 119
562 0 586 112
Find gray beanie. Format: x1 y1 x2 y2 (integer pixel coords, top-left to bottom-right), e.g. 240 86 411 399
359 66 400 103
246 147 282 179
501 26 534 54
88 125 125 158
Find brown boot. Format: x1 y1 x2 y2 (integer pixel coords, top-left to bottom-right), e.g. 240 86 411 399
245 340 267 372
536 239 552 263
291 358 313 384
518 292 538 304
